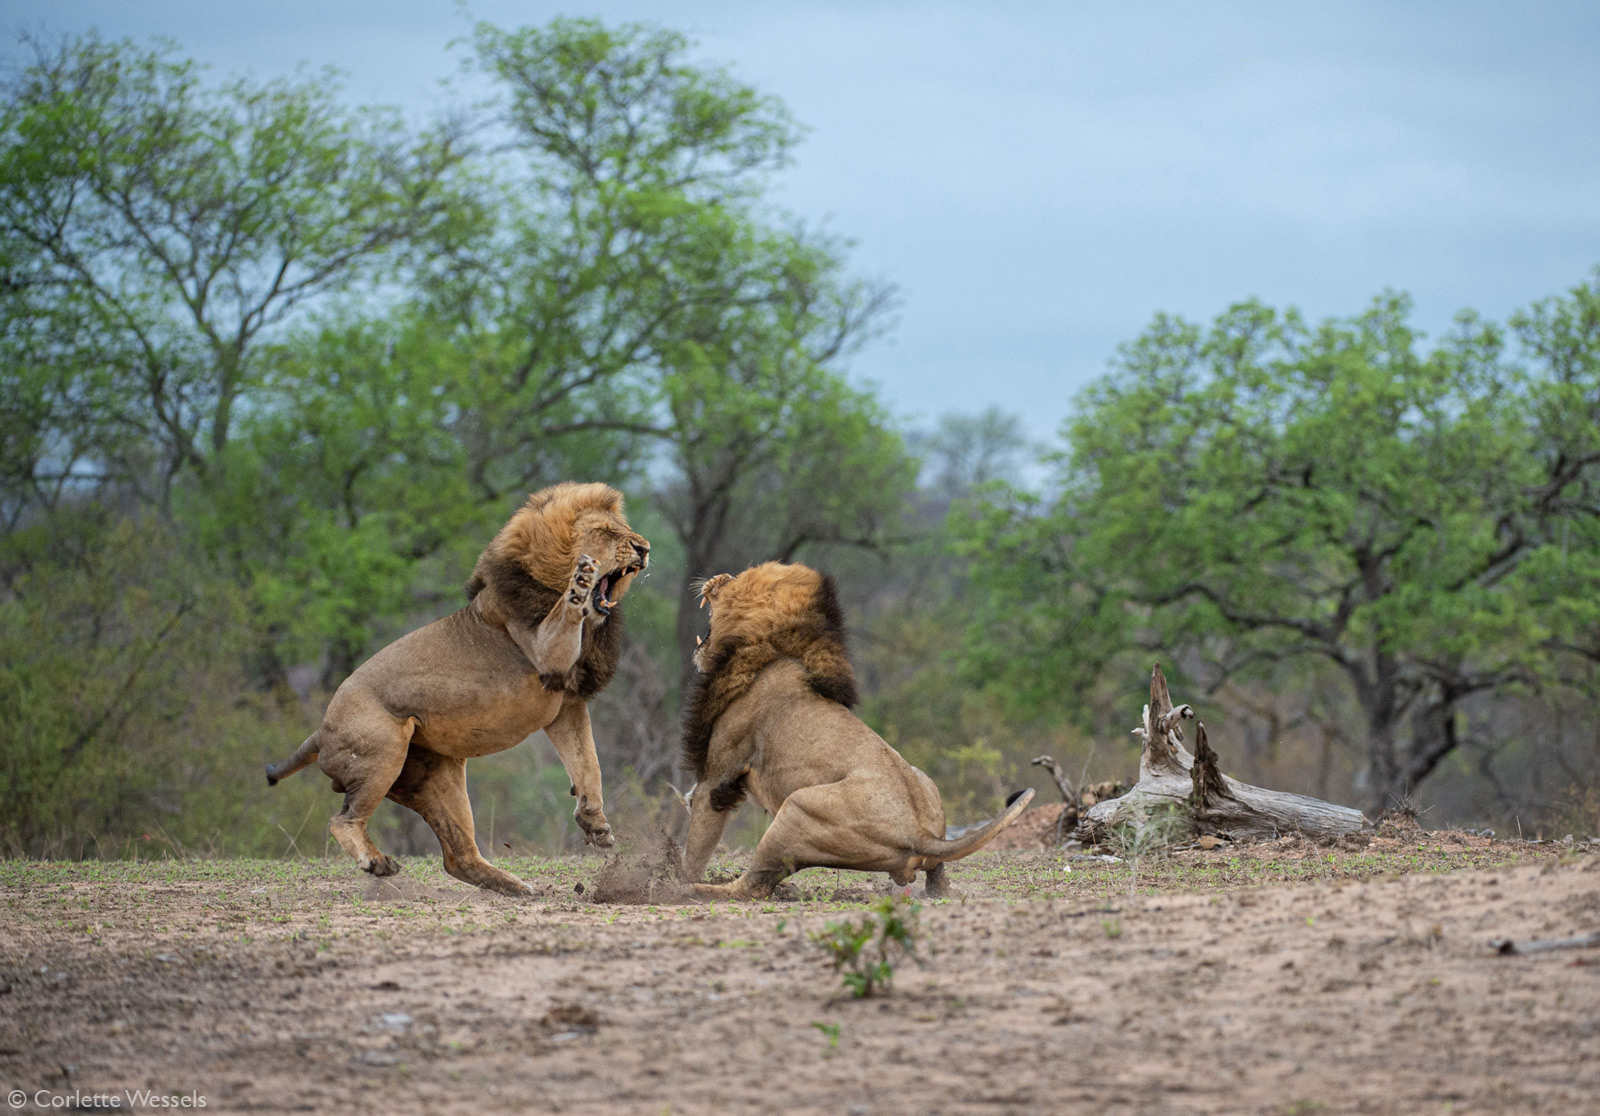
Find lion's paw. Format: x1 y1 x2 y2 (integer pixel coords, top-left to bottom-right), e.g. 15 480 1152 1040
575 802 614 849
566 554 597 612
361 854 401 878
480 872 536 898
697 572 733 609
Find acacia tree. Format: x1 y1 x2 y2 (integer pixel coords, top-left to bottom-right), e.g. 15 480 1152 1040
197 18 804 679
427 20 915 696
1513 276 1600 675
959 288 1600 815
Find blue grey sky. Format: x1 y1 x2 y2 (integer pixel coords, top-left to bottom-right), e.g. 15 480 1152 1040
8 2 1599 437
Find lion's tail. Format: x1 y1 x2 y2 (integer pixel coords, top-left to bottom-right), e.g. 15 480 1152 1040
266 732 322 787
917 788 1035 862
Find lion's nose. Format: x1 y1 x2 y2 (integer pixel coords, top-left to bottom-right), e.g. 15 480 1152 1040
633 541 650 562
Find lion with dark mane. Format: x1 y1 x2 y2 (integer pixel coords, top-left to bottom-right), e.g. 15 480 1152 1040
679 561 1031 900
265 482 649 896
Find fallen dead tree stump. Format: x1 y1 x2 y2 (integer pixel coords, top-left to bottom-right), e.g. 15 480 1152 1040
1076 664 1369 845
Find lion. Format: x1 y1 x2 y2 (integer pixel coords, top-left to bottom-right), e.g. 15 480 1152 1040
678 561 1032 900
264 482 650 896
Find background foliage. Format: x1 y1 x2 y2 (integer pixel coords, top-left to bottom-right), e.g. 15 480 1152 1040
3 21 1597 858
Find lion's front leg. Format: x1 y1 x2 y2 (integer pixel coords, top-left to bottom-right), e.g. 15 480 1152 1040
508 554 596 681
543 699 614 848
680 785 734 882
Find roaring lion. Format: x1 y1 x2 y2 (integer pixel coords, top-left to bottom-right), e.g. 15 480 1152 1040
679 561 1032 900
265 482 650 896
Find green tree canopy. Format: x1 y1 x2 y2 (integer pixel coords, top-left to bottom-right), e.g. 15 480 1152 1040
957 279 1600 814
0 32 467 513
237 19 914 689
0 18 916 833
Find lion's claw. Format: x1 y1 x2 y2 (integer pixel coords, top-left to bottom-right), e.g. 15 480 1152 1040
567 555 598 609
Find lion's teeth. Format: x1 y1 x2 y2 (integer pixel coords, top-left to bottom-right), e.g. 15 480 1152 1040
695 635 703 646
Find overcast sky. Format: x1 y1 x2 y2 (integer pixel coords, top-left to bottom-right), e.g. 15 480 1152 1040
8 2 1599 437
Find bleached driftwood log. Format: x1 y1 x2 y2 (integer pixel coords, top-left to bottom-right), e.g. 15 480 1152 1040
1076 665 1369 844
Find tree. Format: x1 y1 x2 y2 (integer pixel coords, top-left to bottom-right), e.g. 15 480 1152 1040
1512 275 1600 675
226 317 485 682
448 20 914 698
0 509 323 856
959 288 1600 815
121 17 871 688
394 18 808 505
0 33 467 514
912 406 1032 505
649 226 910 694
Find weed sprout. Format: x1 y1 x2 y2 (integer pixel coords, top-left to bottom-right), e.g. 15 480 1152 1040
811 894 923 998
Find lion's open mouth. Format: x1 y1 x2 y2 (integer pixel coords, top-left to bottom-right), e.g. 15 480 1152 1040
592 562 645 616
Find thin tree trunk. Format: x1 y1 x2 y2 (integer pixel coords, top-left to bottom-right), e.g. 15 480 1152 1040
673 526 726 709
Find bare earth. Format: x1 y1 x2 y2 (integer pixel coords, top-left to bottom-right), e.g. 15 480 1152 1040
2 832 1598 1115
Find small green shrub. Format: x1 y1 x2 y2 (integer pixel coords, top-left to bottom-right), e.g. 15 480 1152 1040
811 894 922 998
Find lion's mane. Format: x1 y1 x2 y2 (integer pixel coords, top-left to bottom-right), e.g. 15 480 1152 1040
681 563 857 782
464 481 627 701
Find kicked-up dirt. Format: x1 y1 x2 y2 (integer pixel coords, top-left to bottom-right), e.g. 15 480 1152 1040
1 834 1597 1115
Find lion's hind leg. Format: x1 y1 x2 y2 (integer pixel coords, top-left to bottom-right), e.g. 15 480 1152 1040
691 868 792 902
691 783 901 902
387 748 533 897
319 707 412 878
688 804 795 901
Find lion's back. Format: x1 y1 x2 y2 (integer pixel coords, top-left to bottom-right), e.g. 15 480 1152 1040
335 608 557 751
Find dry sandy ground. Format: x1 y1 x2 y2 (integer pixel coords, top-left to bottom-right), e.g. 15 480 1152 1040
2 838 1598 1115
